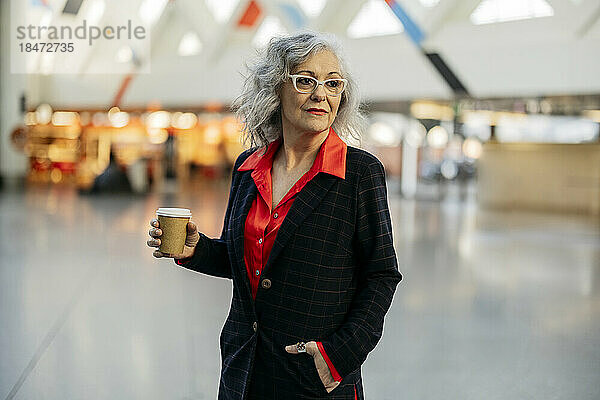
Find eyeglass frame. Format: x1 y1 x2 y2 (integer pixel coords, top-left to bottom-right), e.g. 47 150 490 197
288 74 348 97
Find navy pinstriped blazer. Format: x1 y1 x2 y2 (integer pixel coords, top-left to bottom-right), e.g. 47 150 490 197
178 145 402 399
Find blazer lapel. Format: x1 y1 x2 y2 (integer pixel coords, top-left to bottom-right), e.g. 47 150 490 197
262 172 338 276
230 170 340 303
230 171 258 304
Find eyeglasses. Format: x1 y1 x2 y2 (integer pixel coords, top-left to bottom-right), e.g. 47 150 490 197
288 74 347 96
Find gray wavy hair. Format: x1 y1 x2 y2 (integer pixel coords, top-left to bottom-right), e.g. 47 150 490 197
233 31 365 149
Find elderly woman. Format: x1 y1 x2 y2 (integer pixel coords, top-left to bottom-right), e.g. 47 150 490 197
147 32 402 400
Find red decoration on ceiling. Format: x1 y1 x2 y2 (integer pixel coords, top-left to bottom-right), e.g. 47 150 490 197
237 0 261 28
112 74 135 108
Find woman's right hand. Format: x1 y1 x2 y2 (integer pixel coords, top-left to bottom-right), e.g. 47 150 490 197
147 219 200 259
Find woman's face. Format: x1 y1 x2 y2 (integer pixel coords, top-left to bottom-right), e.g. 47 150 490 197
279 50 343 136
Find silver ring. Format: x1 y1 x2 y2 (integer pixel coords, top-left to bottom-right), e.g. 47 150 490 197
296 342 306 353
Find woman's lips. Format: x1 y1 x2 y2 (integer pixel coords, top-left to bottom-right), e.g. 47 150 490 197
306 109 327 116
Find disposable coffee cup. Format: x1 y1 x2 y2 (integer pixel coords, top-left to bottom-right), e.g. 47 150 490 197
156 208 192 256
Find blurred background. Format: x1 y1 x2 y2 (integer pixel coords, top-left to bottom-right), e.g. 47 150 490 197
1 0 599 399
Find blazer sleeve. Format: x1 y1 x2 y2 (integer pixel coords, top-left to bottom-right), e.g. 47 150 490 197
174 151 250 279
319 159 402 379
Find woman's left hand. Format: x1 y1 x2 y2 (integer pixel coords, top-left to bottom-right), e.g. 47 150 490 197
285 341 340 393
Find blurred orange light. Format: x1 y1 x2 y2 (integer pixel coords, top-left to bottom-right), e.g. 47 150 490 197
36 104 53 125
110 111 130 128
50 168 63 183
204 123 222 144
173 112 198 129
426 126 449 148
463 138 483 159
25 112 37 125
108 106 120 118
410 102 454 121
147 111 170 129
148 128 169 144
52 112 79 126
222 117 241 137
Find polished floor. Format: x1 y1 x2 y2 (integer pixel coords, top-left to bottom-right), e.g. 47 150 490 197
1 180 599 400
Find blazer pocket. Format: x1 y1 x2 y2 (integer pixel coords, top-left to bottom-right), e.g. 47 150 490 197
297 354 329 396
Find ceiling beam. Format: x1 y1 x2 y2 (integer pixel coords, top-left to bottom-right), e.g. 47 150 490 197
202 0 256 63
76 0 175 75
314 0 365 35
176 0 219 44
574 0 600 38
421 0 470 37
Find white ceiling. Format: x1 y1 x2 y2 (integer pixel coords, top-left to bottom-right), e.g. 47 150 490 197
21 0 600 106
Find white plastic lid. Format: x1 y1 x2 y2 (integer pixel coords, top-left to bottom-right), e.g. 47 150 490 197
156 207 192 218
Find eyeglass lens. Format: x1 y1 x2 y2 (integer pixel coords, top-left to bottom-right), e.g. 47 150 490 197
295 76 345 95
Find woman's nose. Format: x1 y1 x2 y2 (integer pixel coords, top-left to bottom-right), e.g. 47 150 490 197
310 84 327 101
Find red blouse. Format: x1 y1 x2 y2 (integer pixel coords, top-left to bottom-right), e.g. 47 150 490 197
238 127 349 390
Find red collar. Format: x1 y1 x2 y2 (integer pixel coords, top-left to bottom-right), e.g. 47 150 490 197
238 127 346 179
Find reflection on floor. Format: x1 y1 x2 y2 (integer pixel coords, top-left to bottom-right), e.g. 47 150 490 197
1 180 599 400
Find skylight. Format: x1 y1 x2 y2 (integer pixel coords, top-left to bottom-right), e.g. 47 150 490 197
470 0 554 25
419 0 440 8
297 0 327 18
347 0 404 39
252 16 288 49
178 31 202 56
85 0 105 25
205 0 240 24
139 0 169 26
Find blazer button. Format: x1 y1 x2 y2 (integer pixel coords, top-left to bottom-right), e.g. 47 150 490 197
252 321 258 332
261 279 272 289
